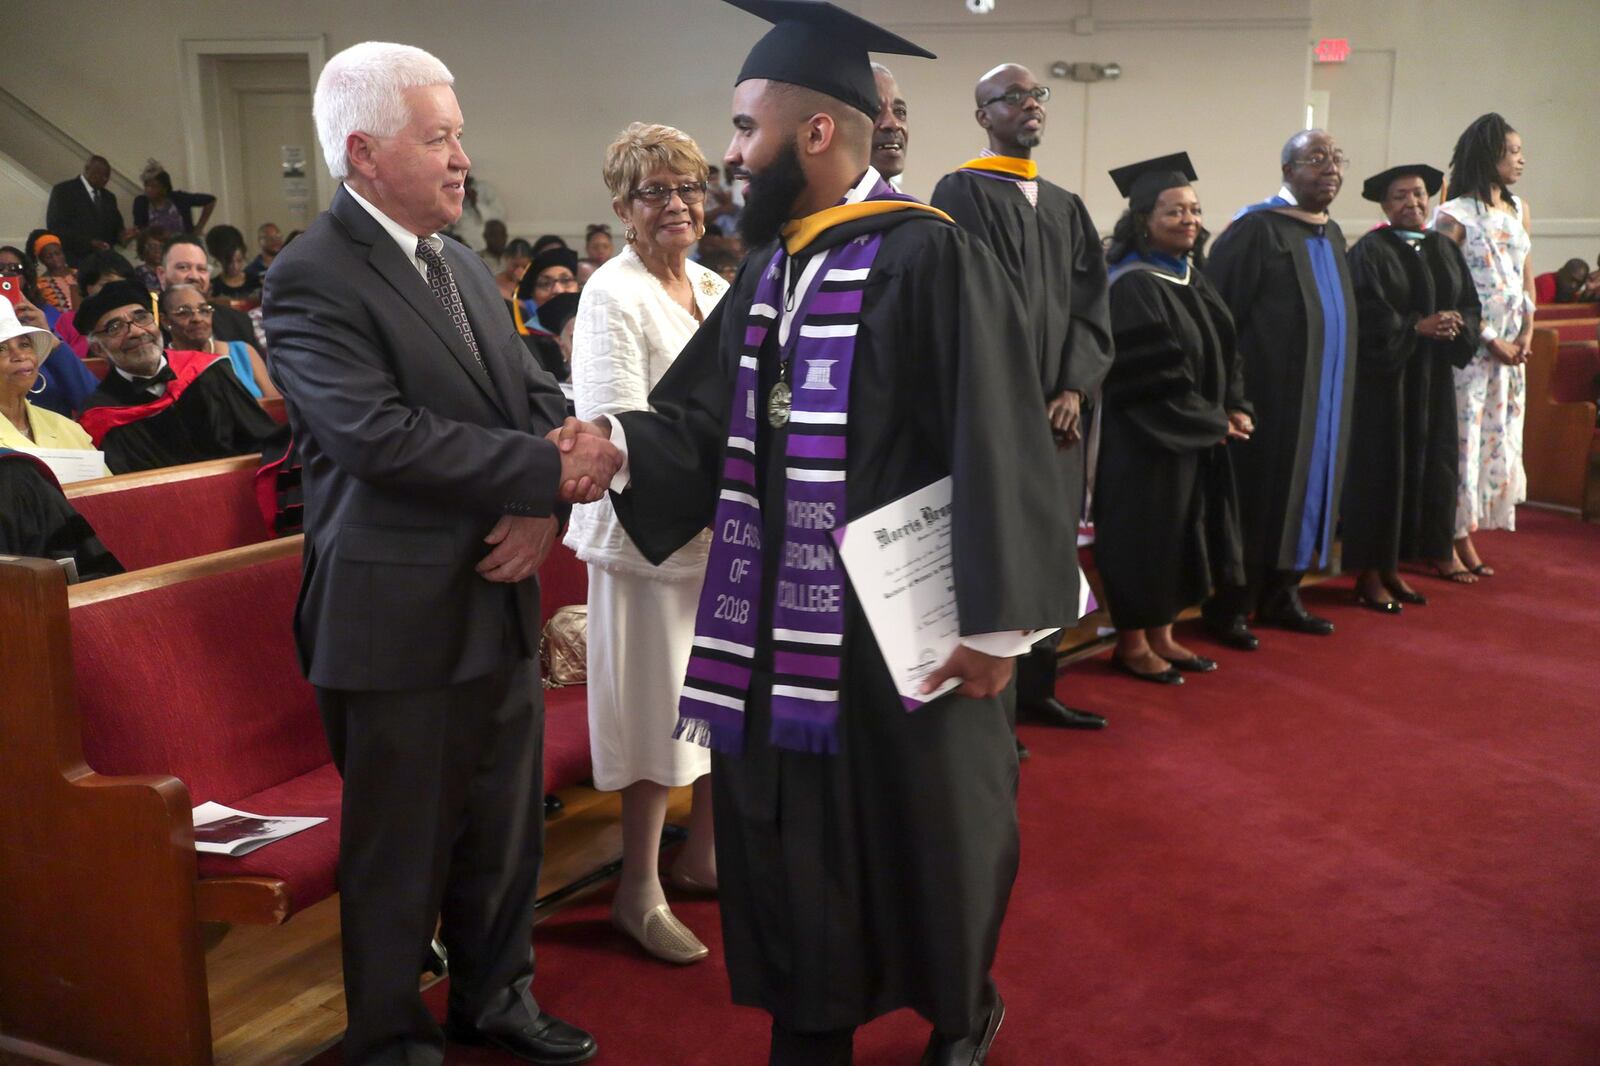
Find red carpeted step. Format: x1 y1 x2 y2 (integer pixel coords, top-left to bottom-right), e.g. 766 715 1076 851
308 509 1600 1065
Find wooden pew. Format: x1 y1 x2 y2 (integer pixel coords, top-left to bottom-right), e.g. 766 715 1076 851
82 355 110 380
1524 328 1599 513
1534 301 1600 323
0 535 595 1065
66 454 269 570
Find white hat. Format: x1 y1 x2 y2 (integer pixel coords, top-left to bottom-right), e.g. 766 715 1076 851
0 299 57 353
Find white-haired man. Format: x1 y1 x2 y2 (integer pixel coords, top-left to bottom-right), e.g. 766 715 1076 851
263 41 614 1066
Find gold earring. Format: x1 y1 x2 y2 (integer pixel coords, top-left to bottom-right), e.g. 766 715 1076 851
624 226 636 242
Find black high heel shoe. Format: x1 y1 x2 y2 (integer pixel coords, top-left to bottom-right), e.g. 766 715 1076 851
1355 593 1403 614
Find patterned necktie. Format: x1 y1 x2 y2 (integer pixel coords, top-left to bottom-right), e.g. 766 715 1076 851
414 240 486 373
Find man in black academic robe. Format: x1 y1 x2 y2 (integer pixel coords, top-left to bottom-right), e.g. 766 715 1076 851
1202 130 1358 644
931 62 1113 732
1342 165 1481 604
555 7 1071 1063
74 282 279 474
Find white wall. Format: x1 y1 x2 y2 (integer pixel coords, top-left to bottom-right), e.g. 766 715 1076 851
0 148 50 251
1 0 1591 273
1311 0 1600 272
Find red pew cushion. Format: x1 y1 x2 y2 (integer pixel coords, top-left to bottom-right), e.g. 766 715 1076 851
194 762 342 914
70 465 269 571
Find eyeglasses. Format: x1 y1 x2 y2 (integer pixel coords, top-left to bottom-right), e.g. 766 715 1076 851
630 182 707 207
1292 150 1350 171
533 273 578 292
167 303 214 320
0 262 23 277
92 308 156 339
980 86 1050 108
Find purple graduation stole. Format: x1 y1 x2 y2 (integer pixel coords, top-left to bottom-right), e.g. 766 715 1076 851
675 233 884 755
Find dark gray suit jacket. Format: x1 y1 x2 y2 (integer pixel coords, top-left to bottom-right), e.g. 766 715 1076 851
45 178 124 265
263 186 567 692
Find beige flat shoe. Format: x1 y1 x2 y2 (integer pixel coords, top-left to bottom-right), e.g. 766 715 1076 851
611 902 709 965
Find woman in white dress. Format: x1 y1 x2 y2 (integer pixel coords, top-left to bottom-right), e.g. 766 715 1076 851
1434 113 1533 580
566 123 728 964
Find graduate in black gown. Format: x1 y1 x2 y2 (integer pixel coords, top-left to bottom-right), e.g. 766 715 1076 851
1342 164 1481 610
1095 154 1251 685
554 5 1072 1062
74 281 281 474
930 61 1112 732
0 449 123 580
1202 129 1358 645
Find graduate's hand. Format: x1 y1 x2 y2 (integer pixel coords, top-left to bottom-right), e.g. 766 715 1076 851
1225 410 1254 442
477 515 558 583
920 644 1014 700
1415 312 1460 341
548 415 613 450
1487 338 1522 366
1046 390 1083 446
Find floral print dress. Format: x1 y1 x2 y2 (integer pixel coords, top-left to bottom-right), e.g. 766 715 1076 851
1436 195 1529 535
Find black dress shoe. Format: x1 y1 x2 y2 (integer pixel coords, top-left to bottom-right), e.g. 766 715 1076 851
1391 587 1427 606
1356 594 1403 614
1110 655 1183 686
1165 655 1218 673
1019 697 1107 730
920 992 1005 1066
1257 606 1335 636
1204 616 1260 651
446 1013 598 1064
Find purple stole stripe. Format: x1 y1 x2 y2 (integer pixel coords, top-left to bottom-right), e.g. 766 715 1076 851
676 228 886 755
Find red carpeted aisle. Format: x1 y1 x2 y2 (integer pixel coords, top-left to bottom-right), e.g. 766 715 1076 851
312 509 1600 1065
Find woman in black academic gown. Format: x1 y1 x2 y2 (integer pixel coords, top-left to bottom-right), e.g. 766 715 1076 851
1094 154 1253 684
1342 165 1481 608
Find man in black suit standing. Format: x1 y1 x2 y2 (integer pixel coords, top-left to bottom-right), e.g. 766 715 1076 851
264 41 617 1066
46 155 124 266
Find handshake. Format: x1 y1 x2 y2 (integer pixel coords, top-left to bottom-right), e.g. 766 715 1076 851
547 416 623 504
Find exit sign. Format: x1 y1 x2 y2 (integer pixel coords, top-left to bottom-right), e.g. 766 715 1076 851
1315 38 1351 63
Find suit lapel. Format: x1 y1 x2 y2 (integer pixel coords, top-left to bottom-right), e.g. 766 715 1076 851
446 240 526 427
332 187 509 421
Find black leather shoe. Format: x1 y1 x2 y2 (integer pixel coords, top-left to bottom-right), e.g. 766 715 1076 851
1204 615 1259 651
1257 606 1336 636
920 992 1005 1066
1166 655 1218 673
1356 594 1403 614
1391 587 1427 606
446 1013 598 1064
1014 737 1031 761
1020 697 1107 729
1111 656 1183 686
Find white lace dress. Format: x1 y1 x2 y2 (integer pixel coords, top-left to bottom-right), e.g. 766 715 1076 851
564 246 728 790
1436 195 1530 535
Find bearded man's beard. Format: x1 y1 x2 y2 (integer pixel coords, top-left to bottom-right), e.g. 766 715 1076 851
738 138 809 249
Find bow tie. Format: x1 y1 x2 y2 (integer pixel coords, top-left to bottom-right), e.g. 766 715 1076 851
130 366 176 389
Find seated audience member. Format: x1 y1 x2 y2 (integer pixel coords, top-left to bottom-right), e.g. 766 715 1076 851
1533 258 1591 305
132 161 216 236
449 173 502 250
3 244 97 401
702 165 739 235
532 233 569 257
0 300 107 471
76 250 139 297
515 245 580 331
524 290 579 381
206 225 259 307
576 257 599 288
135 227 167 292
585 223 615 264
160 235 258 348
159 284 278 400
495 237 535 303
479 219 511 272
244 222 284 287
27 231 79 312
74 281 280 474
0 450 123 580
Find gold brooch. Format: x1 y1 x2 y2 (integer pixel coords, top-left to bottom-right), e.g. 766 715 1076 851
700 275 718 295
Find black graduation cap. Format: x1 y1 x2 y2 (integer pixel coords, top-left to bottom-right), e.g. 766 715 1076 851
74 279 151 335
1361 163 1443 203
726 0 936 119
1108 152 1198 213
537 291 581 337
